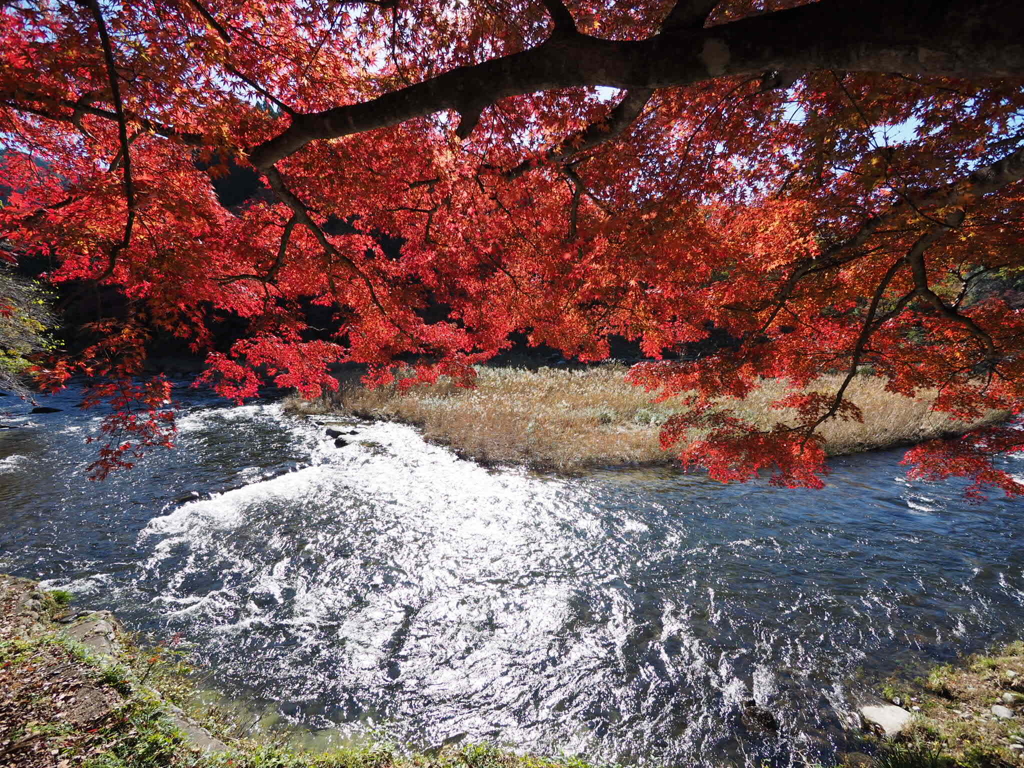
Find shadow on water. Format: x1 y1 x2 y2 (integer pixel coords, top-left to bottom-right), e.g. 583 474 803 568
1 381 1023 766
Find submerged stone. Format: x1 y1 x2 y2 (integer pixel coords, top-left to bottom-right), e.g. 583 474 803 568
741 699 779 731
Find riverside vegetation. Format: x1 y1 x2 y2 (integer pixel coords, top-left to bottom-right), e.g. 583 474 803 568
284 365 1008 472
866 641 1024 768
3 573 1022 768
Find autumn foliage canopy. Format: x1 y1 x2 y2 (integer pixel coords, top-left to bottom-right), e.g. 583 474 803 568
2 0 1024 492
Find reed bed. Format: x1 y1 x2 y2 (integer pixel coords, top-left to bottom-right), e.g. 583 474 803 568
285 364 1006 472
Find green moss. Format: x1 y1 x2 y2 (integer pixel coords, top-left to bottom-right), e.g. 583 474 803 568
968 656 999 673
923 665 956 698
47 588 74 607
882 682 913 705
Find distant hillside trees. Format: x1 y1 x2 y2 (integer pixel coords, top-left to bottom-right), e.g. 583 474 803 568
0 259 55 396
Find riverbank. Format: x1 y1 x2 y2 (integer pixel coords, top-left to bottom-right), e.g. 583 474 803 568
284 365 1007 472
867 640 1024 767
5 571 1021 768
0 574 596 768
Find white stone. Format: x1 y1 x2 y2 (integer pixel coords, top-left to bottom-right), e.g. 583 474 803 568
991 704 1015 720
860 705 913 738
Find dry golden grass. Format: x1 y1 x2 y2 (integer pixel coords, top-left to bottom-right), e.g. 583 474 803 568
285 365 1006 472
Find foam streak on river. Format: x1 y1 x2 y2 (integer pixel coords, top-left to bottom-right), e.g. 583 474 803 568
1 382 1023 766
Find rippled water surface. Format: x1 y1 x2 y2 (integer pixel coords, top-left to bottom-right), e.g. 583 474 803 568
2 383 1023 766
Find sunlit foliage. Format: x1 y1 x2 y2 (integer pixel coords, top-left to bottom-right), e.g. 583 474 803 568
1 0 1022 491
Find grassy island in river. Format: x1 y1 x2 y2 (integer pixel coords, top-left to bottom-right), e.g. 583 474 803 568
285 365 1008 473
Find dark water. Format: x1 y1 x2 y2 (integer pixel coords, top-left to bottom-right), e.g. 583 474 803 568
1 383 1023 766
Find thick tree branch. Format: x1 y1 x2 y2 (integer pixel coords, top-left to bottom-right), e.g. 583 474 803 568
539 0 576 36
248 0 1024 169
661 0 720 33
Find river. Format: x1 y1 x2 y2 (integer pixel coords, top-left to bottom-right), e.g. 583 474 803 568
1 381 1023 766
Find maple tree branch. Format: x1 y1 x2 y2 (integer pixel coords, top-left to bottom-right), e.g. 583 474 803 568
182 0 231 42
217 214 297 286
661 0 720 32
564 164 611 214
0 89 203 146
267 213 297 282
904 211 1000 364
810 257 906 431
263 166 405 335
800 204 1003 440
455 104 484 140
750 143 1024 332
565 171 583 240
539 0 576 36
180 0 297 116
86 0 135 283
248 0 1024 169
225 64 297 116
506 87 653 179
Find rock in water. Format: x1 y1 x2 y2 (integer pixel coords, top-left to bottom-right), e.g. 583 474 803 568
31 406 62 414
859 704 913 738
992 704 1015 720
334 437 349 448
741 699 779 731
326 428 343 439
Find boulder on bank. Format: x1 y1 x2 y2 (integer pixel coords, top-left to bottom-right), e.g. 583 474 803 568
991 704 1015 720
63 611 124 659
859 704 913 738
